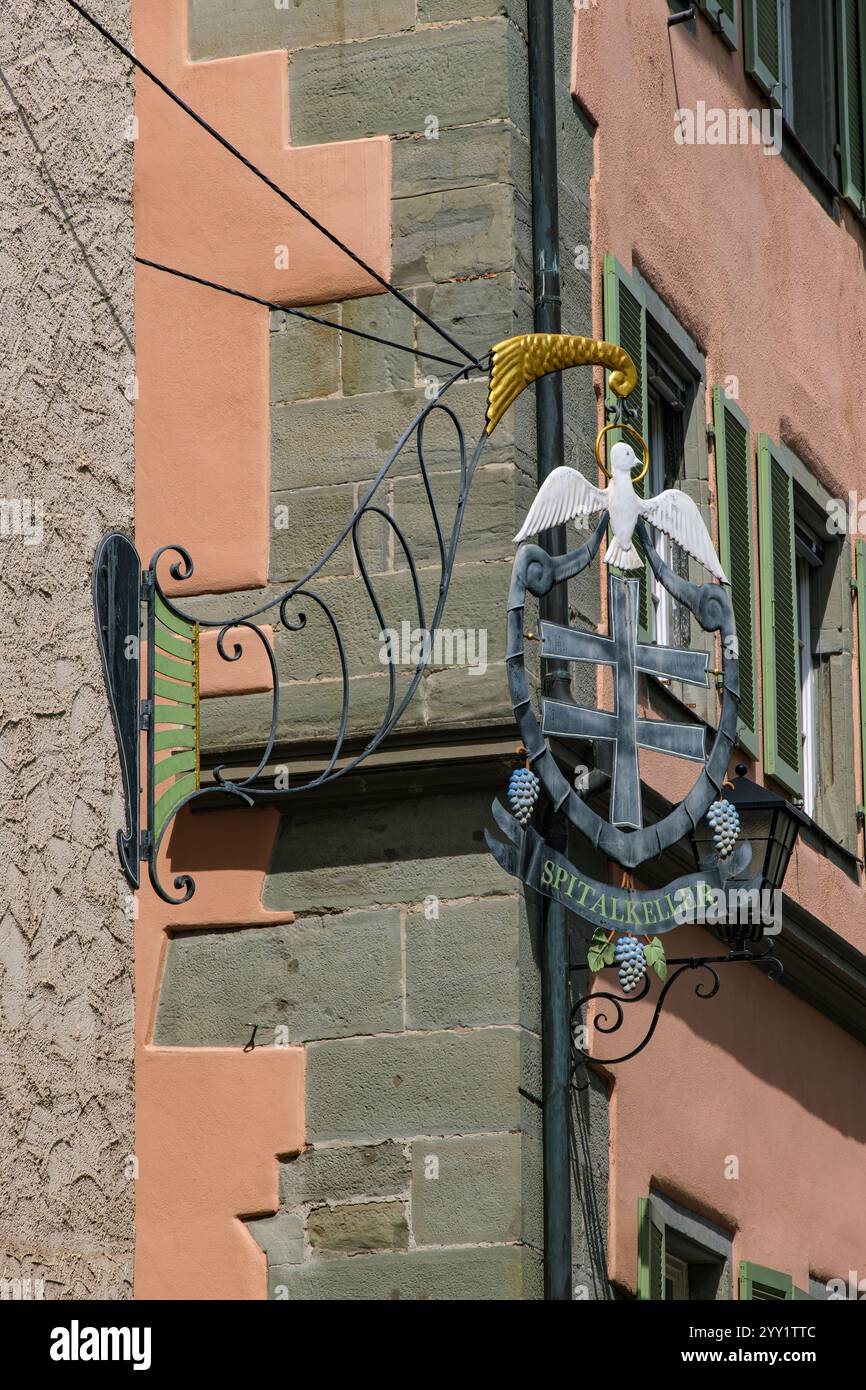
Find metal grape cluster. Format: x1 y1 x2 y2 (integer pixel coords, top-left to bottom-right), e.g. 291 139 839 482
614 934 647 992
706 797 741 859
508 766 541 827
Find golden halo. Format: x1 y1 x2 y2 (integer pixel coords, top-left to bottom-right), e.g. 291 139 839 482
595 422 650 482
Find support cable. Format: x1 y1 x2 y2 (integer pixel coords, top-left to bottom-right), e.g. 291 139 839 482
135 257 470 370
60 0 483 369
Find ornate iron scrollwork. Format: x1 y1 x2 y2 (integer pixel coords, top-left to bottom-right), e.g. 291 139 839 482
94 365 493 902
570 944 784 1081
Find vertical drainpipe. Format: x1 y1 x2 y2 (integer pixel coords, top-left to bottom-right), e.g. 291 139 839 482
527 0 572 1300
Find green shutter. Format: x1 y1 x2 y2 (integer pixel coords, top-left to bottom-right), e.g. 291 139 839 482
696 0 739 48
856 540 866 816
152 596 200 841
637 1198 666 1300
836 0 866 213
739 1260 793 1300
757 436 802 796
713 389 759 757
744 0 783 104
603 254 651 640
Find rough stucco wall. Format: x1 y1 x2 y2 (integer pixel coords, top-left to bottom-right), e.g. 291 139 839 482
0 0 135 1298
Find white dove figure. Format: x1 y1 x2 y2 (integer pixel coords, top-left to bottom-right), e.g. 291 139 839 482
514 441 727 582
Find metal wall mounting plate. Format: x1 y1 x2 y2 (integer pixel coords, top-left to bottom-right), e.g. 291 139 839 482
93 531 141 889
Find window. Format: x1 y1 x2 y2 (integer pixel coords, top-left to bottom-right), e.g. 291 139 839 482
780 0 841 188
603 257 711 670
759 437 858 846
638 1194 733 1300
713 389 760 757
743 0 866 215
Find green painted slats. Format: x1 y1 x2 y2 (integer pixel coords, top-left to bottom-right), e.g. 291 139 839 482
153 750 197 787
637 1198 666 1301
603 254 651 639
713 388 759 756
757 436 802 796
155 592 196 640
154 675 196 706
153 771 197 840
837 0 866 212
696 0 739 48
155 726 196 752
154 623 195 660
154 647 195 681
744 0 783 103
148 597 200 842
154 702 197 727
739 1261 793 1300
856 541 866 815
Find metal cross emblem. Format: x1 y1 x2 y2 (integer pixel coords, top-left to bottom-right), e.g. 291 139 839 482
541 575 709 830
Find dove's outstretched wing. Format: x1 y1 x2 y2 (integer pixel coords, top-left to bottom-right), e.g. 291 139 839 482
639 489 728 583
514 466 607 543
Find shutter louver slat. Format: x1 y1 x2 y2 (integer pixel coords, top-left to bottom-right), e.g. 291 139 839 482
713 390 758 756
618 283 650 636
637 1197 666 1300
757 437 803 796
603 255 651 640
740 1261 794 1300
744 0 783 102
770 459 800 771
756 0 779 69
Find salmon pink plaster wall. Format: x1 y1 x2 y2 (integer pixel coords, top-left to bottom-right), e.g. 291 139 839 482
136 809 303 1300
574 0 866 1295
134 0 391 595
595 920 866 1294
132 0 392 1298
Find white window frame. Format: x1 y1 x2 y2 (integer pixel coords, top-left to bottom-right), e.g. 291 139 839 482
795 522 822 819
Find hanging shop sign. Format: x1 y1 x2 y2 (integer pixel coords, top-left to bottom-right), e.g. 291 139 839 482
487 803 753 933
477 333 782 1063
94 333 781 1035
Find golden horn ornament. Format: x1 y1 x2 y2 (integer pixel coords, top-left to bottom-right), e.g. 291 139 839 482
485 333 637 435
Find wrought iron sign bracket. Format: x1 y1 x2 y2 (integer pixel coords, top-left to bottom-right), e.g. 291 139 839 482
569 938 784 1081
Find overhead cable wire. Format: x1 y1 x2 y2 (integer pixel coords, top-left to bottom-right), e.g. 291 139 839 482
135 256 471 370
60 0 483 370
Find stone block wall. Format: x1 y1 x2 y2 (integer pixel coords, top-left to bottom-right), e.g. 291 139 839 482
179 0 608 1299
155 774 545 1298
191 0 600 758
